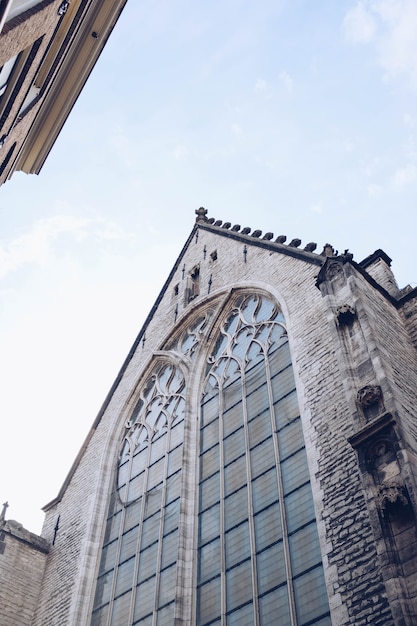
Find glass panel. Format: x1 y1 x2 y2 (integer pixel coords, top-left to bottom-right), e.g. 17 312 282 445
227 601 254 625
254 502 282 552
201 418 219 453
150 433 167 464
111 591 132 625
223 401 244 438
289 522 322 576
148 458 165 490
128 472 145 502
199 538 221 583
200 472 220 511
201 392 219 426
247 408 271 447
167 444 182 476
163 498 180 535
246 382 268 422
124 499 142 532
158 564 177 607
293 565 330 625
170 420 184 448
198 576 221 625
271 366 296 403
224 486 248 531
141 512 160 548
156 601 175 625
258 585 290 626
278 418 303 460
223 376 243 412
250 438 275 478
281 449 309 495
138 542 158 583
93 569 114 609
91 605 109 626
252 468 279 513
285 483 316 533
274 390 299 429
105 510 122 544
131 448 148 477
114 556 135 597
225 520 250 568
145 484 163 518
199 504 220 545
257 541 286 594
224 455 247 496
119 527 139 564
99 539 118 575
161 528 178 569
166 470 181 504
226 560 252 613
223 426 245 466
201 446 219 480
134 575 156 620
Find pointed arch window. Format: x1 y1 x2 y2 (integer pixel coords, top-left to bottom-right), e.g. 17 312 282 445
197 294 331 626
91 363 185 626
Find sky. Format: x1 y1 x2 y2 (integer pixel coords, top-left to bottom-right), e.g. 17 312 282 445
1 0 417 534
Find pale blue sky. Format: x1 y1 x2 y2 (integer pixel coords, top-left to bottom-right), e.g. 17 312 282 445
1 0 416 532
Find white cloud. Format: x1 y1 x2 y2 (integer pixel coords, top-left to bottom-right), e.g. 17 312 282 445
343 2 376 43
391 163 417 187
0 216 135 279
309 202 323 214
231 123 243 136
254 78 268 92
344 0 417 88
367 183 383 196
279 70 293 94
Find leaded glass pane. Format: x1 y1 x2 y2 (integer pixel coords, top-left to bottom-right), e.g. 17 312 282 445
223 426 245 466
158 564 176 607
160 528 178 569
141 512 160 548
224 455 247 495
199 504 220 545
111 591 132 625
91 605 109 626
114 556 135 597
201 418 219 453
225 520 250 568
223 401 244 437
224 487 248 531
285 483 316 533
258 585 290 626
278 418 304 460
99 539 118 575
281 448 309 494
200 472 220 510
199 538 221 583
198 576 221 625
274 390 299 429
134 575 156 621
252 468 279 513
138 542 158 583
271 366 296 403
293 565 330 625
257 541 286 594
247 408 271 447
156 601 175 625
119 527 139 564
226 560 252 612
201 446 219 480
254 502 282 552
289 522 322 576
250 438 275 478
163 498 180 535
227 602 254 625
93 569 114 609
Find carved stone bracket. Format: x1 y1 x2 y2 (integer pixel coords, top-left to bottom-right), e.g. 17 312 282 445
357 384 382 409
336 304 356 326
378 483 409 511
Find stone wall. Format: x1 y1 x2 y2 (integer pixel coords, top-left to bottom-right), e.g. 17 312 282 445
0 518 49 626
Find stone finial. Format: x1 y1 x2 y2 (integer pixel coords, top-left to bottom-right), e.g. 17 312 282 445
322 243 335 257
275 235 286 244
195 207 208 222
0 501 9 522
304 242 317 252
222 222 231 229
263 232 274 240
241 227 251 234
213 220 222 227
251 230 262 238
289 238 301 248
231 224 241 231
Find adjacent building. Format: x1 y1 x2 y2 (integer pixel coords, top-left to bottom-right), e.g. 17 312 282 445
1 209 417 625
0 0 127 185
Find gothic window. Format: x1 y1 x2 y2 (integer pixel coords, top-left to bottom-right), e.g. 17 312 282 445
91 363 185 626
197 294 331 626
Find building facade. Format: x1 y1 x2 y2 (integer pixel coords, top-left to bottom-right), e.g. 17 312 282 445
1 208 417 625
0 0 127 185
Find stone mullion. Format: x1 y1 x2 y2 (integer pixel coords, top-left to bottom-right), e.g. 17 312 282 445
265 338 297 626
241 353 260 626
218 374 226 625
126 432 152 626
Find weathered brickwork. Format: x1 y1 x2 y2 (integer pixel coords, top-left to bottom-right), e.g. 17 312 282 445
6 214 417 625
0 519 49 626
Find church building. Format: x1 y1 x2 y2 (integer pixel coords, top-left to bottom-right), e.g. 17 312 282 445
1 208 417 625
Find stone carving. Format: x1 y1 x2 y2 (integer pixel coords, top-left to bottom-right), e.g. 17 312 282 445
357 384 382 409
378 484 408 510
336 304 356 326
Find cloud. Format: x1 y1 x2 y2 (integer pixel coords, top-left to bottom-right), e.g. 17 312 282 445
309 202 323 214
279 70 293 94
343 0 417 88
343 2 376 43
254 78 268 92
391 163 417 187
367 183 383 196
0 216 134 279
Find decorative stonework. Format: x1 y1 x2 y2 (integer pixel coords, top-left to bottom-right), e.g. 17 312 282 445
336 304 356 326
378 484 409 511
357 384 382 409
